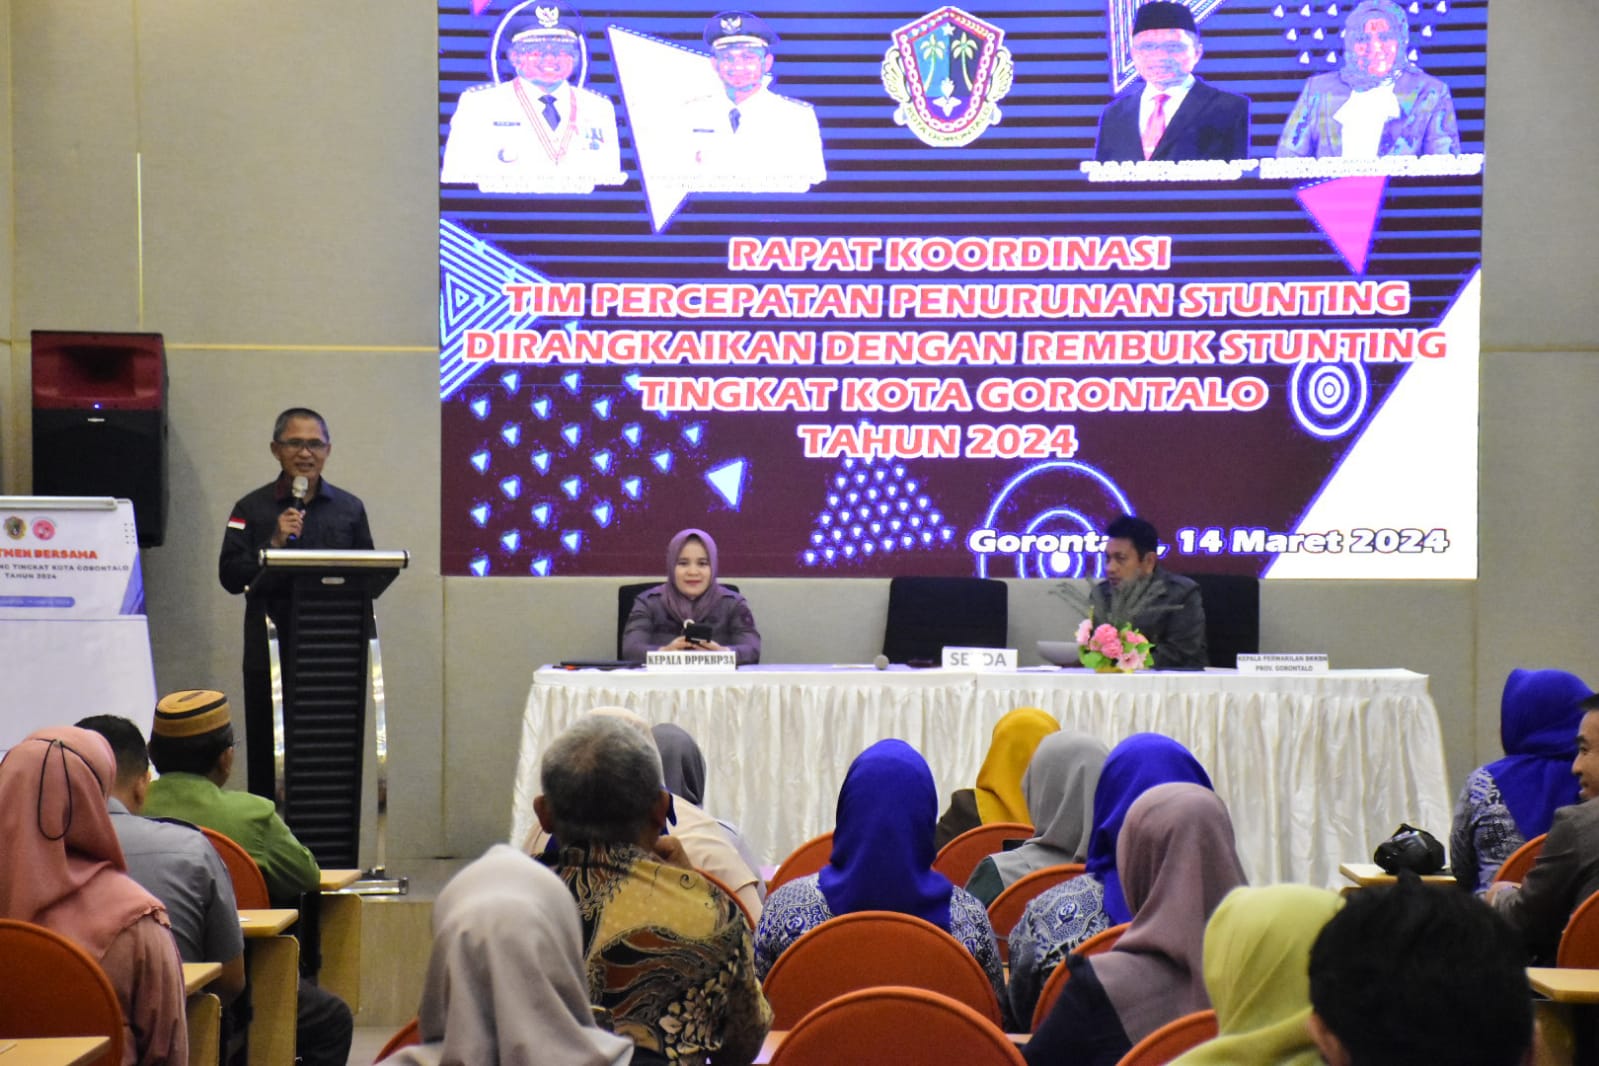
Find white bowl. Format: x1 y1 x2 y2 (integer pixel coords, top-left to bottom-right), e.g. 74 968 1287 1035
1036 640 1082 667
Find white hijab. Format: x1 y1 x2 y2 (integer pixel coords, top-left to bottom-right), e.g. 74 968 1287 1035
382 844 633 1066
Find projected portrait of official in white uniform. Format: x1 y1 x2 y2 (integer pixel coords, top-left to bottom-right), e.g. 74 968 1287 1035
678 11 826 194
441 1 626 195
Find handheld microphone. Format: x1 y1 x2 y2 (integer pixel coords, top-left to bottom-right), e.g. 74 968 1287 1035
287 476 309 543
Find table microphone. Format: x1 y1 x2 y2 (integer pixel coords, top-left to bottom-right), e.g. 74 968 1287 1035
873 654 889 670
287 476 309 543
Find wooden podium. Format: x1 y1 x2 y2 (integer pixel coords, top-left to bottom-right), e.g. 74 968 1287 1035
250 548 407 886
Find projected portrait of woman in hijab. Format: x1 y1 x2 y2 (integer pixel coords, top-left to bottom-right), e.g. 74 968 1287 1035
1276 0 1461 159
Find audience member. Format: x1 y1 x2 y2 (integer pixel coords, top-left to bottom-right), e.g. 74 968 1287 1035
1451 668 1593 893
536 715 771 1065
754 739 1007 1012
1487 692 1599 962
1027 783 1246 1066
1308 877 1532 1066
652 721 765 899
529 708 765 920
966 730 1109 906
1169 884 1342 1066
1007 732 1212 1024
139 689 353 1066
381 844 633 1066
0 726 188 1065
76 714 246 1006
936 706 1060 849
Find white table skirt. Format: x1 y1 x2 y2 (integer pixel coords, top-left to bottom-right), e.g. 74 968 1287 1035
511 665 1451 888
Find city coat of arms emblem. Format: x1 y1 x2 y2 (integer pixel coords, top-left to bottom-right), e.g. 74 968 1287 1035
882 6 1013 148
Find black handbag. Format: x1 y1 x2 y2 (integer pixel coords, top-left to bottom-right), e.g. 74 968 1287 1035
1373 823 1446 875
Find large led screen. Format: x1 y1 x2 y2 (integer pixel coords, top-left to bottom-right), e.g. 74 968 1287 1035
439 0 1485 580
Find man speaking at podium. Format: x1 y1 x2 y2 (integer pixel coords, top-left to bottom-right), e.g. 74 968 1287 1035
219 407 373 800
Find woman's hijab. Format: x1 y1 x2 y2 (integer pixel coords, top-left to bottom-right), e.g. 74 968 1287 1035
659 528 727 624
1170 884 1341 1066
652 723 707 808
818 739 955 929
0 726 167 957
1085 733 1214 924
383 845 632 1066
1093 783 1248 1044
974 707 1060 824
1485 668 1593 840
990 731 1109 886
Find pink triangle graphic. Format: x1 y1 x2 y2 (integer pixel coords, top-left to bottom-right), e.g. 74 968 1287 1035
1295 176 1387 275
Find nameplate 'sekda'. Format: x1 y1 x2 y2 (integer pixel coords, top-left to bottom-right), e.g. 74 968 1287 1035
941 646 1018 672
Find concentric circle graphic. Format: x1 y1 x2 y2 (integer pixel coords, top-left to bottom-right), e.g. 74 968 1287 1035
1289 362 1369 439
977 461 1134 579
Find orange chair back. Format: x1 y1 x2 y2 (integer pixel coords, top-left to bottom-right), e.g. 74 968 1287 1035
373 1016 421 1063
762 910 1003 1028
0 919 126 1066
1115 1009 1218 1066
698 868 755 930
1494 833 1548 885
770 986 1025 1066
987 863 1085 955
1558 889 1599 968
1031 921 1130 1031
933 822 1035 887
200 826 272 909
769 832 834 893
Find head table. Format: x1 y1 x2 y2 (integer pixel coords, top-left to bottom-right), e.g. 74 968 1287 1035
510 664 1451 888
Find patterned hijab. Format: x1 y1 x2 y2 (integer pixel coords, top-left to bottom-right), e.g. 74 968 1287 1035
1485 668 1593 840
659 528 727 624
1170 884 1341 1066
1340 0 1412 90
974 707 1060 824
383 844 632 1066
0 726 168 958
819 739 955 929
990 731 1109 886
1085 733 1214 925
1094 783 1247 1044
652 723 707 808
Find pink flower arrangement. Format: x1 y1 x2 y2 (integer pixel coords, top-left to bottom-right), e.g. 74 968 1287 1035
1077 618 1155 672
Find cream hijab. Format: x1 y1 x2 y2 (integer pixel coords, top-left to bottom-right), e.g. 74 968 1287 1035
1170 884 1341 1066
382 845 632 1066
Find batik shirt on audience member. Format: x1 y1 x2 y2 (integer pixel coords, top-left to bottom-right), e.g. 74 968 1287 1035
548 840 770 1065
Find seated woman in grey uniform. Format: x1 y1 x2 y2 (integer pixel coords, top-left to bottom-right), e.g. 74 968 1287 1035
621 527 761 664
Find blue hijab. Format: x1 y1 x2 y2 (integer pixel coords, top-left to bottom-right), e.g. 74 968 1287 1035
1084 733 1213 925
1484 669 1593 840
818 739 954 929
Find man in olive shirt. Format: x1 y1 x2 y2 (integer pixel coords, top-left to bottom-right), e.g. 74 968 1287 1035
141 689 352 1066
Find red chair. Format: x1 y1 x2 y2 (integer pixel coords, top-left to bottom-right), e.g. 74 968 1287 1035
698 867 755 930
762 910 1003 1028
987 863 1085 955
769 832 834 893
1032 921 1131 1031
933 822 1035 887
1114 1009 1218 1065
200 826 272 909
770 986 1025 1066
1494 833 1547 885
373 1016 421 1062
0 919 126 1066
1557 890 1599 968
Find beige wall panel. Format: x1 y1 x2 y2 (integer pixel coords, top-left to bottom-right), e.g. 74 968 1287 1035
1262 581 1476 794
11 1 140 336
132 4 437 345
1481 0 1599 350
141 349 444 859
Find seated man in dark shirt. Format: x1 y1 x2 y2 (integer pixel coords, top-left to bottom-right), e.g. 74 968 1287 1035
1309 876 1532 1066
1089 514 1207 670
